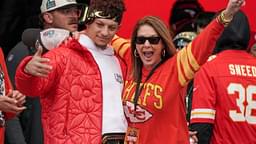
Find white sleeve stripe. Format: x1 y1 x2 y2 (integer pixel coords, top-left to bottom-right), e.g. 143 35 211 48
191 108 216 120
191 108 216 113
190 114 215 120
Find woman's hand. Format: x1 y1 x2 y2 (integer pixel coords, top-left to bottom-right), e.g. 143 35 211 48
189 131 198 144
223 0 245 20
0 95 26 114
8 90 26 107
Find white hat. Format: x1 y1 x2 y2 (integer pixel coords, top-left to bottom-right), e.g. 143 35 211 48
173 31 197 49
39 28 71 50
40 0 78 13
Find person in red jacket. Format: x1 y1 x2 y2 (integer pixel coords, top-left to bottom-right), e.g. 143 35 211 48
111 0 244 143
0 47 26 144
15 0 127 143
5 0 84 143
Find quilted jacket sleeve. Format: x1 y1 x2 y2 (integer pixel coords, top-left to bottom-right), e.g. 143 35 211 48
15 52 61 97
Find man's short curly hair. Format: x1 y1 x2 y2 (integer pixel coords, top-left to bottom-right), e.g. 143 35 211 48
87 0 126 24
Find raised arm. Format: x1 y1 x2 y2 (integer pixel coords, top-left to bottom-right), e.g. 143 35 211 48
190 0 244 65
176 0 244 86
111 35 131 60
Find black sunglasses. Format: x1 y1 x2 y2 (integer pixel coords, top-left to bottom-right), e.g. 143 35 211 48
135 36 161 45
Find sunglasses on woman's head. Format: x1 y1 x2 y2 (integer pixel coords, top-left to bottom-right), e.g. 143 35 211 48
135 36 161 45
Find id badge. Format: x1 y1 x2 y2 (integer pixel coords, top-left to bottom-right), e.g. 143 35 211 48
124 127 140 144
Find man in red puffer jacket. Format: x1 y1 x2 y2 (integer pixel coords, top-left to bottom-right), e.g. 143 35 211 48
15 0 128 143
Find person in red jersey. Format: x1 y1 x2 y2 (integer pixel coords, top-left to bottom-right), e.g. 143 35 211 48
189 10 256 144
111 0 244 143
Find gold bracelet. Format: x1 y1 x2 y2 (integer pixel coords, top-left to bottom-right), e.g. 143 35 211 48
217 11 233 27
221 11 233 22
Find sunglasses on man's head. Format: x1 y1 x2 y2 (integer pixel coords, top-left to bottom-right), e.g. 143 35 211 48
56 7 82 17
135 36 161 45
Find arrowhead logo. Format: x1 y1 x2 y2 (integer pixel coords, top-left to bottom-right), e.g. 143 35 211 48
123 101 152 123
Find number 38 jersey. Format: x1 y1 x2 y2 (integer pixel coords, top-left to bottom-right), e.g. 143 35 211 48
190 50 256 144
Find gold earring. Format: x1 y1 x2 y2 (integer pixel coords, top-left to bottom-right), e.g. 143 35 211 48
162 49 166 57
134 49 139 57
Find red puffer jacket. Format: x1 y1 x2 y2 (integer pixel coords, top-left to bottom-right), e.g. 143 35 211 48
15 39 126 144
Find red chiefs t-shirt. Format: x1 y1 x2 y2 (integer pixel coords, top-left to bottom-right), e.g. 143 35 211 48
112 19 224 144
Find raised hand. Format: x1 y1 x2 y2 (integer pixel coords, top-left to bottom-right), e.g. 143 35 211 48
24 45 52 77
223 0 245 20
